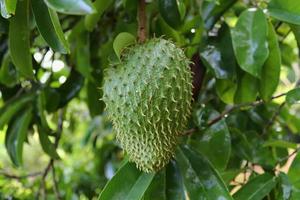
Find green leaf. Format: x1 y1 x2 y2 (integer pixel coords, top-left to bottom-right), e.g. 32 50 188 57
233 173 277 200
277 172 292 200
201 23 236 79
56 69 84 108
176 146 233 200
259 22 281 101
0 93 34 130
0 0 17 18
5 106 32 166
37 124 60 159
9 0 34 79
87 81 105 117
263 140 297 149
288 152 300 186
158 0 183 29
286 88 300 105
32 0 70 54
84 0 113 31
216 79 237 104
234 72 258 103
231 8 269 78
44 0 96 15
189 118 231 171
202 0 237 29
113 32 136 60
37 91 53 135
165 160 185 200
75 31 94 81
125 173 155 200
99 161 155 200
0 52 18 87
143 170 166 200
268 0 300 25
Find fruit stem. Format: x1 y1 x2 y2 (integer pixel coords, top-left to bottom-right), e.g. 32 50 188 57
138 0 146 43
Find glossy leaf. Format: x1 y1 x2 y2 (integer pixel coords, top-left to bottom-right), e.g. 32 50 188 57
286 88 300 105
32 0 70 54
0 0 17 18
158 0 183 29
176 146 233 200
5 106 32 166
0 93 34 130
202 0 237 29
277 172 292 200
234 72 258 103
37 124 60 159
233 173 277 200
125 173 155 200
143 170 166 200
263 140 297 149
84 0 113 31
259 22 281 101
231 8 269 78
99 161 140 199
9 0 34 79
113 32 136 60
56 69 84 108
268 0 300 25
165 160 185 200
216 79 237 104
201 23 236 79
44 0 96 15
0 52 18 87
189 118 231 171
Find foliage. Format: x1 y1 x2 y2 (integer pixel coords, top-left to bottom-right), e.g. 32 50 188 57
0 0 300 199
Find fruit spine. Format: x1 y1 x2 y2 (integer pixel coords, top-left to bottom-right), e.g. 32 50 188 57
102 38 193 172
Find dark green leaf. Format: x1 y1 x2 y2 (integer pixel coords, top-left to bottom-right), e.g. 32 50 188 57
0 52 18 87
286 88 300 105
176 146 233 200
202 0 237 29
75 31 93 81
0 93 34 130
37 90 53 135
99 161 150 200
56 69 84 108
268 0 300 25
216 79 237 104
84 0 113 31
37 124 60 159
231 8 269 78
189 119 231 171
277 172 292 200
87 81 105 117
158 0 183 29
9 0 34 79
233 173 277 200
113 32 136 60
44 0 96 15
143 170 166 200
32 0 70 54
165 160 185 200
5 106 32 166
234 72 258 103
259 22 281 101
201 23 236 79
125 173 155 200
263 140 297 149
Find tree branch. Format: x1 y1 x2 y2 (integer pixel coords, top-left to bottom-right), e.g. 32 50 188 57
138 0 146 43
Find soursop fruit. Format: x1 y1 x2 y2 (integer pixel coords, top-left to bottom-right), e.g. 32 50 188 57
102 38 193 172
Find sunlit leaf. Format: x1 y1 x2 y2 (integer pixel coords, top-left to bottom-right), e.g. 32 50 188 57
44 0 96 15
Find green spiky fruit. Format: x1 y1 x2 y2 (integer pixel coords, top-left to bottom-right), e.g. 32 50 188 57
102 38 193 172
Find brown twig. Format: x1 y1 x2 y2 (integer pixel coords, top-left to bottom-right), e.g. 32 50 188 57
182 92 287 135
138 0 147 43
0 171 42 180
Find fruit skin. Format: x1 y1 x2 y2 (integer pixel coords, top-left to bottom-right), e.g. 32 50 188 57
102 38 193 172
